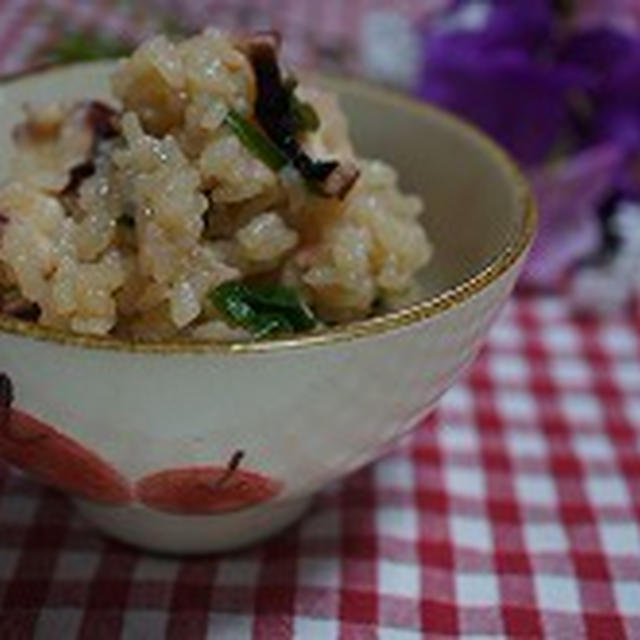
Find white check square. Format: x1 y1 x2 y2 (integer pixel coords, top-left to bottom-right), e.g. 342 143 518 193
586 475 630 507
515 473 557 506
298 557 341 589
625 397 640 426
534 574 581 612
524 522 568 553
550 357 592 386
378 628 422 640
440 386 474 416
445 466 486 499
216 559 259 587
451 515 493 551
614 581 640 615
35 609 82 640
573 434 614 461
541 325 580 352
0 549 19 579
54 552 100 580
378 559 420 598
536 298 564 319
490 354 530 384
294 616 338 639
0 494 38 524
456 572 500 607
488 321 523 349
599 326 638 355
559 392 603 423
134 556 179 582
376 456 414 490
438 423 478 453
377 506 418 541
208 613 252 639
506 430 547 458
612 361 640 389
599 523 640 556
122 611 168 639
496 390 538 422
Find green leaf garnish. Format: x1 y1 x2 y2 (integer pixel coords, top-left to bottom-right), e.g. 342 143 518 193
284 76 320 133
46 31 132 63
226 107 334 190
225 109 288 172
209 281 316 338
239 283 317 331
292 96 320 133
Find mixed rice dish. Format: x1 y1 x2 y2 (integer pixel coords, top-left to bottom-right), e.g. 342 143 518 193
0 29 431 342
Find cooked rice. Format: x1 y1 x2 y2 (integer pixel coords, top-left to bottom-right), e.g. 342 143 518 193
0 28 432 340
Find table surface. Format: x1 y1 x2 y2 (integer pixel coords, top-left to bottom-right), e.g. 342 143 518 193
1 2 640 638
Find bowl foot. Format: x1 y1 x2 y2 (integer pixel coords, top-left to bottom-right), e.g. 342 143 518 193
73 495 312 555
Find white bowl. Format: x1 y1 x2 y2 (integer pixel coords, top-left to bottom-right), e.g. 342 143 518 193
0 63 536 554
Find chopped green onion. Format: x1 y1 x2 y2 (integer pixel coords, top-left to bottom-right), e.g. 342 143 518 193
241 283 317 331
225 109 288 172
209 281 316 338
46 32 132 63
292 96 320 133
284 76 320 133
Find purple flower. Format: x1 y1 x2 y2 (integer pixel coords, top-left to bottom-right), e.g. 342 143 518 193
481 0 554 53
416 1 640 291
561 27 640 196
418 2 640 167
417 30 575 165
525 144 625 287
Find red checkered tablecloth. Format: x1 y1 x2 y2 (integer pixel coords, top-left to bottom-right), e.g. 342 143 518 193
1 2 640 638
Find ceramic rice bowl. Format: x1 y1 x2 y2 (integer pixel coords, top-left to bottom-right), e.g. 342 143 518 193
0 63 536 554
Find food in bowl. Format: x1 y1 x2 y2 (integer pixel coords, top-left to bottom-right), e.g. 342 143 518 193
0 50 535 553
0 29 432 341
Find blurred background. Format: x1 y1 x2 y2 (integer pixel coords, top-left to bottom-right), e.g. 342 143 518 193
2 0 640 315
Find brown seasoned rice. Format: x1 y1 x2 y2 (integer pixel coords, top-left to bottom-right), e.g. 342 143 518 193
0 28 432 340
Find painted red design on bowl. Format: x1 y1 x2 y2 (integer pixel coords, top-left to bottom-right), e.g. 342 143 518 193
0 373 132 504
136 451 282 515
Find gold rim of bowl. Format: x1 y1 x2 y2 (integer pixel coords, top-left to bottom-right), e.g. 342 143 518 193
0 63 537 355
